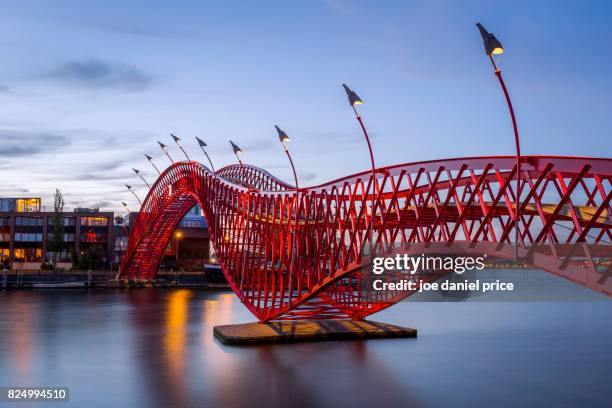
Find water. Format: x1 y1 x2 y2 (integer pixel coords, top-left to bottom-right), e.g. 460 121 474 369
0 289 610 408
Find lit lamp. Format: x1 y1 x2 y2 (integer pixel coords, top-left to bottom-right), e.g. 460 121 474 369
275 125 300 302
157 141 174 164
145 154 161 175
275 125 299 193
125 184 142 205
174 231 183 263
132 168 150 188
342 83 377 246
170 133 191 161
476 22 522 251
195 136 215 172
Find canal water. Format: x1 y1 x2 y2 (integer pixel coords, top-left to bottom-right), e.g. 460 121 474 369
0 288 610 408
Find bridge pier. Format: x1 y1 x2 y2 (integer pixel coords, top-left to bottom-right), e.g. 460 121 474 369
213 320 417 345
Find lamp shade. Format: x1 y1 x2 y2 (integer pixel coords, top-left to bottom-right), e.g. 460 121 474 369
132 168 141 175
121 201 128 207
145 154 153 161
342 83 363 106
157 141 167 149
125 184 133 190
230 140 243 156
476 23 504 55
195 136 207 147
275 125 290 144
171 133 180 143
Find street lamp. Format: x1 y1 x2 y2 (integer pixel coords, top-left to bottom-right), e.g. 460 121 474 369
275 125 300 301
132 168 150 188
174 231 183 264
476 22 522 251
195 136 215 172
125 184 142 205
229 140 249 184
170 133 191 161
145 154 162 175
342 83 378 247
275 126 299 192
157 141 174 164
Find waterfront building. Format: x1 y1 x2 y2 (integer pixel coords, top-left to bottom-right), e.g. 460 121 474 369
0 197 113 270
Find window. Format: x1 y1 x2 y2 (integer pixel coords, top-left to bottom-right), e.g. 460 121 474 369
0 217 10 226
15 198 41 212
0 232 10 242
47 217 76 226
13 248 42 262
15 217 43 226
0 199 15 212
45 250 72 263
80 217 108 227
46 233 75 242
14 233 43 242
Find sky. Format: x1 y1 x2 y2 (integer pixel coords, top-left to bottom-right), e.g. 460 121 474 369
1 0 611 212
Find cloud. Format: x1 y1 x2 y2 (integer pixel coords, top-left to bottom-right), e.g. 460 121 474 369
42 59 152 91
0 130 70 157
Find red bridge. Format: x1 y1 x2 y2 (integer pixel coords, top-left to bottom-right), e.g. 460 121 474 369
119 155 612 321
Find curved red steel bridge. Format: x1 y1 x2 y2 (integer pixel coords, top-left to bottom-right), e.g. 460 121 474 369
119 155 612 321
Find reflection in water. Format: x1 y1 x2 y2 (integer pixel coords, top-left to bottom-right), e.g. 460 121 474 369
7 293 36 382
0 290 610 408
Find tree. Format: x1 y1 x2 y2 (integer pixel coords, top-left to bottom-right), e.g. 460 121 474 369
47 189 65 268
77 246 105 271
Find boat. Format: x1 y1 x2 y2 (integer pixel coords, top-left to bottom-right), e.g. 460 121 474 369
33 282 87 289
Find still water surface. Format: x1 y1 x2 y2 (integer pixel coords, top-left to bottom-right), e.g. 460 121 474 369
0 289 610 408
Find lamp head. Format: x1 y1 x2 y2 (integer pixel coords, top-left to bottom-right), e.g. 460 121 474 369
125 184 133 190
145 153 153 161
230 140 243 156
275 125 290 145
157 141 167 149
342 83 363 107
121 201 128 207
170 133 180 143
476 23 504 55
132 168 141 175
195 136 207 147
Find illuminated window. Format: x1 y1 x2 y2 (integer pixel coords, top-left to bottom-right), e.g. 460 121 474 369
80 217 108 227
13 248 42 262
0 248 9 258
15 198 41 213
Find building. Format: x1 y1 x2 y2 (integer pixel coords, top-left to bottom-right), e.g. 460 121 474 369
0 197 114 270
112 203 211 271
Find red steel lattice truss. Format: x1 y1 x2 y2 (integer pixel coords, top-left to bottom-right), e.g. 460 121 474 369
119 156 612 321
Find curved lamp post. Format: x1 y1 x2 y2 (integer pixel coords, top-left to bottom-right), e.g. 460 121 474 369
145 154 161 175
476 22 522 251
195 136 216 173
132 168 150 188
343 83 377 247
125 184 142 205
157 141 174 164
230 140 250 290
275 126 299 192
275 125 300 301
171 133 191 161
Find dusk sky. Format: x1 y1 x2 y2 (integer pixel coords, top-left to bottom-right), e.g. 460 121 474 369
1 0 611 212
